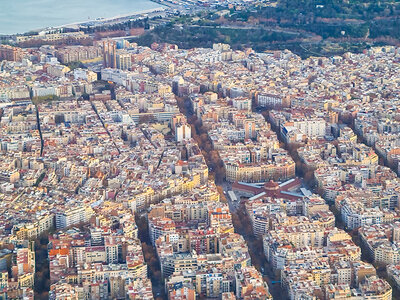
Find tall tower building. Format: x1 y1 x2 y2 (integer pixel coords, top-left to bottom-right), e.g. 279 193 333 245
103 40 117 68
176 123 192 142
244 119 256 139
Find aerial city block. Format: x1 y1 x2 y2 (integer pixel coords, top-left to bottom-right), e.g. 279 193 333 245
1 0 400 299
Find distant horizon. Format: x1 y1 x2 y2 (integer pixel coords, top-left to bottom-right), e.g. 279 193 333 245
0 0 161 35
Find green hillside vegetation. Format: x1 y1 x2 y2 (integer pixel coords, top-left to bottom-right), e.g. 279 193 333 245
132 0 400 57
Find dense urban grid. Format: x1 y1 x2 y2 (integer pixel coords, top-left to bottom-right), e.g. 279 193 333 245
2 6 400 300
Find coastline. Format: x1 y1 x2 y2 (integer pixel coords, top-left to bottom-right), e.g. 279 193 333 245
51 6 167 30
0 0 169 37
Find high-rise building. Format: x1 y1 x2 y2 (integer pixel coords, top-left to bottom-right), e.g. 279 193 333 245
116 52 132 70
244 119 256 139
103 40 117 68
176 123 192 142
